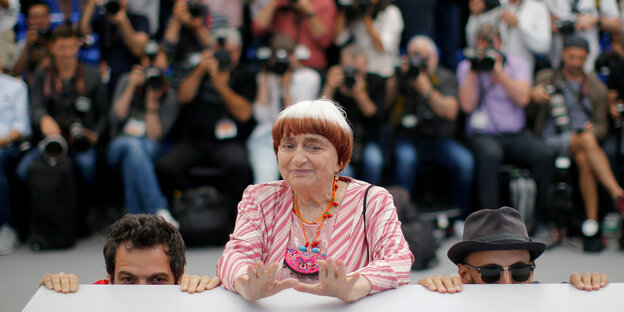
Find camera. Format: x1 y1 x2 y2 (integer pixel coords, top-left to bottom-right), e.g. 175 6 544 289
545 84 570 134
343 65 359 90
407 55 427 79
69 120 90 152
464 47 499 72
144 67 165 90
554 20 576 36
255 47 290 75
187 0 206 18
103 0 120 15
39 135 68 167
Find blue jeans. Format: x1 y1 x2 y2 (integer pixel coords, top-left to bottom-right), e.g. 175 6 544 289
0 146 21 225
394 138 474 215
344 141 384 184
108 136 168 214
17 146 97 185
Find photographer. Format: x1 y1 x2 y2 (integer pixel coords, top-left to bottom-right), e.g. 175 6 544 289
162 0 212 88
107 42 179 228
334 0 404 78
0 53 30 255
251 0 336 70
322 44 386 184
247 34 320 184
157 27 255 205
529 36 624 250
391 35 474 219
79 0 149 91
16 25 107 194
466 0 551 75
544 0 617 73
458 24 555 222
11 1 52 83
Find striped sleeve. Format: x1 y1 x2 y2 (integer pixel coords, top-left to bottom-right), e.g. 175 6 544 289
353 187 414 293
217 185 266 292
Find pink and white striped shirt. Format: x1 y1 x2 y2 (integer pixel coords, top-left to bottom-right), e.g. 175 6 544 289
217 177 414 294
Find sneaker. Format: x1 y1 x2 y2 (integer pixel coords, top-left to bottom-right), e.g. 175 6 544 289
0 224 19 255
156 208 180 230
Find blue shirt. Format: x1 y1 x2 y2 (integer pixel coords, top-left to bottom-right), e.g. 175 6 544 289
0 74 30 139
457 55 531 135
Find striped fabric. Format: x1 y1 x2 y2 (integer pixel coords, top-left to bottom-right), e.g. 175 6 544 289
217 177 414 294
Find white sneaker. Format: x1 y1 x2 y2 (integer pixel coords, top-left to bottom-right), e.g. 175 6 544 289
156 209 180 230
0 224 19 255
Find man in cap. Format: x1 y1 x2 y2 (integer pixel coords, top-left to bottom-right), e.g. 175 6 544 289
418 207 609 292
529 35 624 251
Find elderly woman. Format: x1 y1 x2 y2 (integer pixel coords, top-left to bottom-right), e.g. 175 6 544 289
217 99 414 302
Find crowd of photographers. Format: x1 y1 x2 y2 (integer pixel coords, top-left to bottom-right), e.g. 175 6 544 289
1 0 624 256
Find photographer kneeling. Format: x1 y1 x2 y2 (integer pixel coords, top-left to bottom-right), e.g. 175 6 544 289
391 35 474 220
107 41 179 228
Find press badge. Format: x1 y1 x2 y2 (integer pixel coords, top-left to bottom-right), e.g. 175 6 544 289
470 110 489 130
123 118 146 137
215 118 237 140
401 114 418 128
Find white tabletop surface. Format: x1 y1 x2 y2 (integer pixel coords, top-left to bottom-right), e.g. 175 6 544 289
22 283 622 312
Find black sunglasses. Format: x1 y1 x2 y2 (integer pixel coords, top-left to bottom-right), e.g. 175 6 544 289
463 262 535 283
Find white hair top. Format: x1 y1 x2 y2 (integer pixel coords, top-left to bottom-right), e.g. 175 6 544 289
276 98 352 134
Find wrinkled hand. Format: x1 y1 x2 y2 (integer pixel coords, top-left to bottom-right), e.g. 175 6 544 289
39 272 79 294
293 258 371 302
180 274 220 293
418 274 463 294
569 272 609 291
235 261 298 302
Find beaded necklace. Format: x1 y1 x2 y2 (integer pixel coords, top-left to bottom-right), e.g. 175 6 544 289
292 177 339 253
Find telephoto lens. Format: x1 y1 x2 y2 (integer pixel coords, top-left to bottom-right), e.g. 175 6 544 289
342 66 359 90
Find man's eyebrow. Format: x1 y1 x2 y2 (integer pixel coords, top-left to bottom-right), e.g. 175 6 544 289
117 271 137 278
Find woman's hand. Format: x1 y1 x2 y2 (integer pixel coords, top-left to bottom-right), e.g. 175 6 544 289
180 274 220 293
293 257 371 302
418 274 463 294
569 272 609 291
234 261 298 301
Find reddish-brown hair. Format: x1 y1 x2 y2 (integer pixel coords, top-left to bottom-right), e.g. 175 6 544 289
272 100 353 171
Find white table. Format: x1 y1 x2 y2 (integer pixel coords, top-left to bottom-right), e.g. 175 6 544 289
22 283 622 312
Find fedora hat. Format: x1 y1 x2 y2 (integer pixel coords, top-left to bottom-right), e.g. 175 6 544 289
447 207 546 264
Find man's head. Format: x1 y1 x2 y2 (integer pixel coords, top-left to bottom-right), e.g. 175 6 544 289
103 214 186 285
447 207 546 284
27 1 51 31
476 23 502 51
340 44 368 75
49 25 79 67
562 36 589 78
407 35 439 75
211 27 243 69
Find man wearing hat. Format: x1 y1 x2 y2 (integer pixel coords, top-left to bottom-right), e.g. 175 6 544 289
418 207 609 292
529 35 624 252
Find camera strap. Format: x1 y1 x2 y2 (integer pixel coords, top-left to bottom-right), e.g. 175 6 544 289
475 73 504 134
551 68 593 118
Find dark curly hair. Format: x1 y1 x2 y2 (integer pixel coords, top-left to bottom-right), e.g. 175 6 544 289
103 214 186 283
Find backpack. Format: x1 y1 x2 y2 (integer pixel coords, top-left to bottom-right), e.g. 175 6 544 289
385 186 439 270
171 186 234 246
